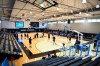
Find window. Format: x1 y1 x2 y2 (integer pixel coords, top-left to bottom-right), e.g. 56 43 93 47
91 19 96 22
18 0 58 10
74 18 100 23
96 19 100 22
58 21 64 23
48 22 57 24
75 20 85 23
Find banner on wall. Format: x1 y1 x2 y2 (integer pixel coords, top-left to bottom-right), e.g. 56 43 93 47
39 22 47 28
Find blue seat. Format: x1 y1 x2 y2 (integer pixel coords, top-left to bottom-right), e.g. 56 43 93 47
69 57 92 66
58 57 82 66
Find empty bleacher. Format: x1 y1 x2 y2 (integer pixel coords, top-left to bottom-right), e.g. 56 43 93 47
23 55 100 66
23 56 96 66
69 56 92 66
0 32 22 59
84 57 100 66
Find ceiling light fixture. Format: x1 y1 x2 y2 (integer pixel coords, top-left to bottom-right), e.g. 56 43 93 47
30 11 32 14
96 5 100 8
57 7 59 10
79 12 82 14
71 10 73 13
18 0 58 10
54 14 56 17
41 12 44 15
86 13 89 16
82 0 87 3
40 3 45 7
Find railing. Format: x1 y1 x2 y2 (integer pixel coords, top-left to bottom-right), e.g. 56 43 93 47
58 41 100 57
96 43 100 56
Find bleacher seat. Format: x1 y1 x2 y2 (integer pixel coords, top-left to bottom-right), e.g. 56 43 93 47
85 57 100 66
47 57 74 66
58 57 82 66
0 32 22 58
23 57 69 66
69 56 92 66
43 57 69 66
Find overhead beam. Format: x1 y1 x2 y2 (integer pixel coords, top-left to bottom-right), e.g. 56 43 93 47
17 0 58 10
39 7 100 20
15 3 27 16
9 0 16 19
1 0 16 20
0 7 66 16
58 3 81 10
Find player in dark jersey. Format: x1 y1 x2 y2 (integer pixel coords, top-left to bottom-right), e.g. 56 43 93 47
29 37 32 48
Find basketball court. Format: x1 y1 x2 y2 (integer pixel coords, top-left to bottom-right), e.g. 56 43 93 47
0 0 100 66
10 32 96 66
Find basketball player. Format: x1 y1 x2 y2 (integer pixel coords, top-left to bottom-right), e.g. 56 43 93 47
27 33 29 38
53 36 56 45
74 39 80 53
24 33 26 39
29 37 32 48
62 43 66 56
24 33 26 37
42 32 44 37
48 32 50 40
68 34 71 43
52 31 54 36
36 32 38 38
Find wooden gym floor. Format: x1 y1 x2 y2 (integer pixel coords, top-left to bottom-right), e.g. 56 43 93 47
13 32 96 66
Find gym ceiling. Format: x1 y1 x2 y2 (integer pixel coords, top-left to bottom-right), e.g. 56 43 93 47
0 0 100 22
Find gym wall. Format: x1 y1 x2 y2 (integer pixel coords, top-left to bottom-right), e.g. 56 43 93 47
1 21 30 28
47 22 67 31
47 22 100 34
70 22 100 34
1 20 100 34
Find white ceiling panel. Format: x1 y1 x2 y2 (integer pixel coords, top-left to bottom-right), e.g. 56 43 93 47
10 0 100 22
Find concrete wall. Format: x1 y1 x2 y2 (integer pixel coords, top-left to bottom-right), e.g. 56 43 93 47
1 21 47 29
1 21 30 29
1 20 100 34
1 21 15 28
47 22 100 34
47 22 68 31
70 22 100 34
